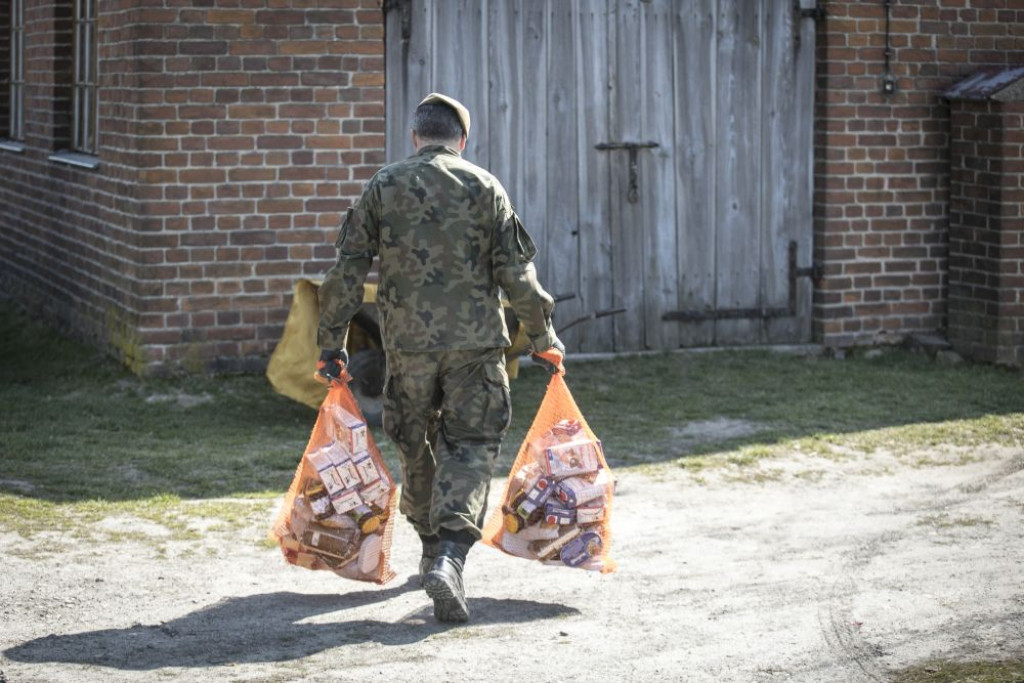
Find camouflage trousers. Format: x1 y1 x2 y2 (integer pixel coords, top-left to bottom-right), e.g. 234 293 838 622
381 347 511 540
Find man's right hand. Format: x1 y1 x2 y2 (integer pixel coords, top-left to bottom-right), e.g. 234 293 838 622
531 337 566 375
315 348 349 384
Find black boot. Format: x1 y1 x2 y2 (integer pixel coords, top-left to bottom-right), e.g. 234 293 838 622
423 531 474 623
418 534 440 586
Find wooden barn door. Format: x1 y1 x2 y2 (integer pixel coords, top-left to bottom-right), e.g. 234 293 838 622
385 0 816 352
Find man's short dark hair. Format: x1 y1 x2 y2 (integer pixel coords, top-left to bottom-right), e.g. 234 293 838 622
413 103 464 143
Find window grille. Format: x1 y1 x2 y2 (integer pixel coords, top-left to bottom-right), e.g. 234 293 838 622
72 0 97 154
7 0 24 140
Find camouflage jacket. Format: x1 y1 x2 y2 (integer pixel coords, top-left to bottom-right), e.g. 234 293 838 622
318 145 556 353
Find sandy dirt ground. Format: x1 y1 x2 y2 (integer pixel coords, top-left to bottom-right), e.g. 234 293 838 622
2 443 1022 683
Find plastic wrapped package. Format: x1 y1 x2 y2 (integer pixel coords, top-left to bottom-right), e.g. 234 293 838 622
482 373 616 573
269 380 398 584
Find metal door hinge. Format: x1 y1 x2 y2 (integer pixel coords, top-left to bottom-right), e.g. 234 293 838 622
795 2 825 22
793 1 824 50
662 241 820 324
383 0 412 42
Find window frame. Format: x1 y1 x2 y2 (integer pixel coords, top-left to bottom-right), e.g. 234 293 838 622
3 0 25 143
71 0 98 156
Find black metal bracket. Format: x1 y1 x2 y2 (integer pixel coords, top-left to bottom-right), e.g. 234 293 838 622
382 0 412 42
880 0 897 95
662 240 821 323
793 1 824 50
595 141 659 203
795 2 825 22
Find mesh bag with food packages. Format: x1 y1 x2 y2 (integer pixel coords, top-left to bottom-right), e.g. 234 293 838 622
269 379 398 584
482 372 616 573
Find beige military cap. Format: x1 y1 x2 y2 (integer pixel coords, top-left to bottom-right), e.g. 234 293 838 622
417 92 471 138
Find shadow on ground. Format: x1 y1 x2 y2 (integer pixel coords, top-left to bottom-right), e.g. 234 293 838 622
3 576 579 670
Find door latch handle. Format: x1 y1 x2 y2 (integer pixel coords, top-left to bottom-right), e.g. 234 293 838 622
595 141 659 203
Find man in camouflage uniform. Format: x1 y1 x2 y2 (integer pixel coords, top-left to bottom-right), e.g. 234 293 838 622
316 93 564 623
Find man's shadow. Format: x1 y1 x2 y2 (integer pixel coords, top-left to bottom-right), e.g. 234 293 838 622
4 577 580 670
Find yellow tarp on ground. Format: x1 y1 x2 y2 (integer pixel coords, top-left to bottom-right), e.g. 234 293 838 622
266 279 345 410
266 279 527 411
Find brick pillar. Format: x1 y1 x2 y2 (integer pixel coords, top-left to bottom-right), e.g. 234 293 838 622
948 96 1024 366
812 1 1024 350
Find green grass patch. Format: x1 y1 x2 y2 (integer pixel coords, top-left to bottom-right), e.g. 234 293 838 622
917 513 994 530
891 658 1024 683
3 300 1024 536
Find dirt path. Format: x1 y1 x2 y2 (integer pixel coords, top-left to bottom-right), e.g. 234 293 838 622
2 446 1022 683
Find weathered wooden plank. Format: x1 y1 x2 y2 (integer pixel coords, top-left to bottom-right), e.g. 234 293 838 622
714 0 763 345
672 0 716 347
516 1 549 294
609 0 645 352
385 0 814 353
641 0 679 350
385 0 433 163
761 0 796 343
430 0 489 169
545 0 583 348
762 0 814 344
487 0 519 201
575 0 614 352
793 0 817 344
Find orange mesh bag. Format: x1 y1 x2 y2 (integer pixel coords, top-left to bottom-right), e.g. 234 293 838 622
482 370 616 573
269 372 398 584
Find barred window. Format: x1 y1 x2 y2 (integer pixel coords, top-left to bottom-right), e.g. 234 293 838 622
72 0 97 154
11 0 23 140
2 0 25 141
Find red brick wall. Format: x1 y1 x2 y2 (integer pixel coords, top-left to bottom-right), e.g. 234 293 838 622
0 0 142 366
5 1 1024 372
814 0 1024 348
126 0 384 374
948 100 1024 365
0 0 385 375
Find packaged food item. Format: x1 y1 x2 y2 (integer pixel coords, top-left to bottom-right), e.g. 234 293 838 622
481 373 616 573
551 419 582 438
319 512 360 532
295 552 323 569
280 534 302 552
268 381 398 584
353 452 380 485
320 466 348 496
289 496 315 539
329 489 362 515
347 502 385 535
306 444 335 472
554 469 608 507
304 480 334 520
358 534 382 574
300 525 359 561
516 475 554 518
515 522 560 542
336 459 363 489
360 478 391 510
575 502 606 525
327 404 368 455
531 526 582 561
503 510 524 534
542 439 602 478
560 531 603 567
542 502 576 526
499 531 532 558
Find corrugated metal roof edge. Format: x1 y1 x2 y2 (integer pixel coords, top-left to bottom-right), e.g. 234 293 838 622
943 65 1024 101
